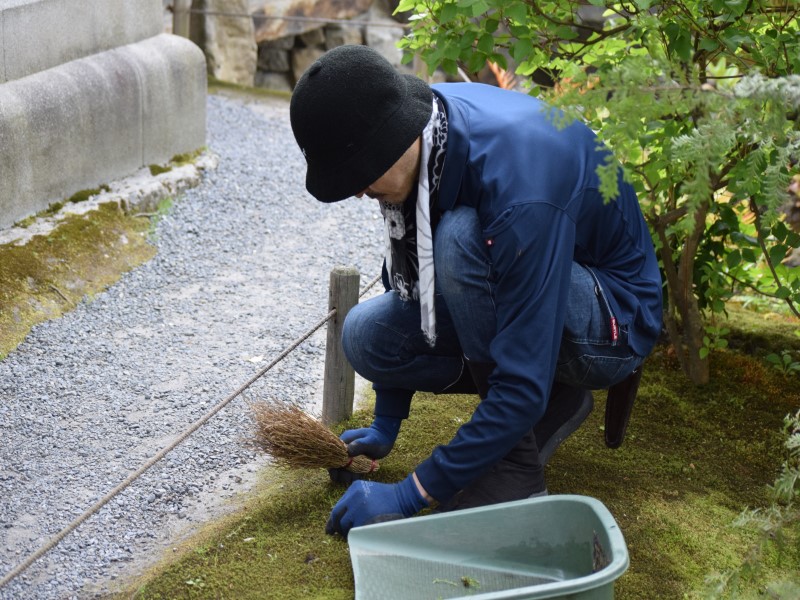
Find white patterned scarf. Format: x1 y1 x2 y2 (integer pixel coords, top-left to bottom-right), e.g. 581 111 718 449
381 97 448 346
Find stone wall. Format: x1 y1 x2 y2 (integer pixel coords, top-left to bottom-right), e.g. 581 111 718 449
175 0 409 92
189 0 257 86
252 0 408 92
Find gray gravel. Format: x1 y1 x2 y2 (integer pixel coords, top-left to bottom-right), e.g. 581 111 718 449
0 92 384 599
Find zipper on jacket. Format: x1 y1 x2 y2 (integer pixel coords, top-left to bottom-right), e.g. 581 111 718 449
584 266 619 346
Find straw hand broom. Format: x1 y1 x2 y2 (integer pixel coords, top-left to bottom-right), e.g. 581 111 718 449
251 401 378 474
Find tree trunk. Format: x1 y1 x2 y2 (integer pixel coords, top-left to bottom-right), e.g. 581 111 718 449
651 201 711 385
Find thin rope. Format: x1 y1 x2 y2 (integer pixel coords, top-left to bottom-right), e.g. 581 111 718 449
0 272 381 590
183 8 409 29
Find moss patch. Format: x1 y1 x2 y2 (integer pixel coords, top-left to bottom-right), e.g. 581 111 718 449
208 77 292 102
0 202 158 359
549 344 800 599
148 149 207 177
170 149 205 167
66 185 111 205
110 310 799 600
149 164 173 177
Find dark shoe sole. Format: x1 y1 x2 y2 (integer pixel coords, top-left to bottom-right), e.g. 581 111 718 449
535 388 594 466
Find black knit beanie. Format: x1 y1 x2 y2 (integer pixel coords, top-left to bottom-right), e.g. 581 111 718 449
290 45 434 203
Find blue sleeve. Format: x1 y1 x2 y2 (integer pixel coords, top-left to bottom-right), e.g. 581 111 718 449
415 202 577 503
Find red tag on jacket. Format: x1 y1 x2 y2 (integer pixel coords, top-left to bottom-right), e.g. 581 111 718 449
610 317 619 342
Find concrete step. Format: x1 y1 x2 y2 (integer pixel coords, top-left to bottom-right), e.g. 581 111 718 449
0 33 207 229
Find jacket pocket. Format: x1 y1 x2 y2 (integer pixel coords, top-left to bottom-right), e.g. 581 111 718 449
584 266 619 346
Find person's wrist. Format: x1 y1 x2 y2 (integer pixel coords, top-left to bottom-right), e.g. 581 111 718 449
397 474 428 517
411 472 435 505
372 415 402 439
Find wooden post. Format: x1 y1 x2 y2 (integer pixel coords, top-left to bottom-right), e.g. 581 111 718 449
173 0 192 38
322 266 360 425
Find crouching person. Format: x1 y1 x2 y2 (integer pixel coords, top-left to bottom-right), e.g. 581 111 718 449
288 45 663 537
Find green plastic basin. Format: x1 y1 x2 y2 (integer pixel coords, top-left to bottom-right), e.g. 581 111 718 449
347 494 629 599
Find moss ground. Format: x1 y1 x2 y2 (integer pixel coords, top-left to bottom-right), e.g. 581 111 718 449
108 305 799 600
0 202 158 359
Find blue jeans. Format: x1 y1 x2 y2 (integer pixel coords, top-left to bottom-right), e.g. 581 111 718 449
342 206 642 398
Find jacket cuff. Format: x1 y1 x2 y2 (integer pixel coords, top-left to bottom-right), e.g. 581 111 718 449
373 384 413 420
414 455 459 505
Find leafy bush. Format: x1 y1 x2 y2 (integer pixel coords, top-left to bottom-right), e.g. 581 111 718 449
396 0 800 383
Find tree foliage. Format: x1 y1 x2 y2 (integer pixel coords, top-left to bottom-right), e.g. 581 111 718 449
396 0 800 384
705 409 800 598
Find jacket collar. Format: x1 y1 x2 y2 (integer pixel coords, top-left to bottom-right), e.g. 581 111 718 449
432 86 468 212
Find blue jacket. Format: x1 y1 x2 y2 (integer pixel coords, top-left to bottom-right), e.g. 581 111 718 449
400 83 662 502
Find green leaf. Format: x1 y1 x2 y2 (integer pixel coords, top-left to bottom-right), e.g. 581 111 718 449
698 38 720 52
512 38 534 63
395 0 418 13
773 220 789 243
741 248 757 262
484 18 499 33
726 250 742 268
441 58 459 74
440 2 458 23
443 43 461 61
723 0 748 17
555 25 579 41
776 286 791 299
466 51 486 73
664 23 692 62
471 0 490 16
720 29 753 51
504 2 527 24
516 58 540 76
731 231 758 247
490 52 507 70
699 347 710 359
770 244 789 266
478 32 495 54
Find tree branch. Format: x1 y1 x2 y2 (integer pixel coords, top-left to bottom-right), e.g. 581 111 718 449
656 205 689 227
726 272 795 302
748 197 800 319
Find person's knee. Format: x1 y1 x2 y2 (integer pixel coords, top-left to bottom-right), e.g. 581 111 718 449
342 298 411 379
341 302 372 373
435 206 482 293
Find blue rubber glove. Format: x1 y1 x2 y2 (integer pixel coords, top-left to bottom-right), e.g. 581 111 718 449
325 475 429 538
340 415 402 459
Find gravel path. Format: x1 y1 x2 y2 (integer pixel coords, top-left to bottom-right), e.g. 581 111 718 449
0 92 384 599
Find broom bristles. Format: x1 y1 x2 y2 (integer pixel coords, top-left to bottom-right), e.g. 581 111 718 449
250 401 378 474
